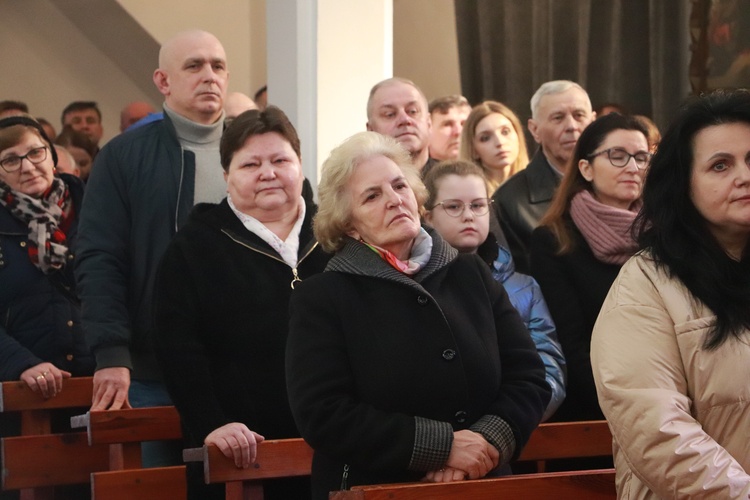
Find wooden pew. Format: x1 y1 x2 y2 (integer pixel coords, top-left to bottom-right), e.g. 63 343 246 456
70 406 185 499
185 420 614 500
71 405 182 469
89 466 187 500
0 377 107 500
183 438 313 500
516 419 612 471
329 469 617 500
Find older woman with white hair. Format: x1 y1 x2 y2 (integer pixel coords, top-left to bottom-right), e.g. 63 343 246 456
286 131 550 499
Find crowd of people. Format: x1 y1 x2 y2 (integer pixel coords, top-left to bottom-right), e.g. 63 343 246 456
1 28 749 500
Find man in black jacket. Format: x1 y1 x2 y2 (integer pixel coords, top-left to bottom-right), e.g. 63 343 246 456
366 77 434 172
75 30 229 464
492 80 595 273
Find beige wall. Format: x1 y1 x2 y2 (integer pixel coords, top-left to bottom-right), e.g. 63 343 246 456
117 0 268 98
394 0 462 102
0 0 460 146
0 1 158 145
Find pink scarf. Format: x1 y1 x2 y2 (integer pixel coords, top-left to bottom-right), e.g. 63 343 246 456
569 190 640 265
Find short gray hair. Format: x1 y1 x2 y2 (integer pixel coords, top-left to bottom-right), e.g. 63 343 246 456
530 80 588 120
314 131 427 253
366 77 428 122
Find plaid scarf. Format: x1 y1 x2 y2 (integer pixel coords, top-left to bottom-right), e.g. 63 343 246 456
0 177 71 273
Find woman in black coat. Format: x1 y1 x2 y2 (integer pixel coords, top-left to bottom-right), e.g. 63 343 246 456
529 113 650 422
153 107 329 500
286 131 550 499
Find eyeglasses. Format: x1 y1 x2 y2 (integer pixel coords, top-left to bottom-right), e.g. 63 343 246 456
0 146 48 173
588 147 651 169
433 198 492 217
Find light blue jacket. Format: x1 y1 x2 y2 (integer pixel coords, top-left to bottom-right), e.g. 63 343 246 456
490 244 566 421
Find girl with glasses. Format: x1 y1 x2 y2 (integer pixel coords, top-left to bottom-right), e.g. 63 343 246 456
423 159 566 423
529 113 649 430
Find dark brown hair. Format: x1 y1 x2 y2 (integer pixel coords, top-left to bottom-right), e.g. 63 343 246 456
220 106 301 172
540 113 648 253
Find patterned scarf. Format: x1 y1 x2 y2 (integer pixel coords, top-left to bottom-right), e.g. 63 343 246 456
362 228 433 275
569 189 640 265
0 177 71 273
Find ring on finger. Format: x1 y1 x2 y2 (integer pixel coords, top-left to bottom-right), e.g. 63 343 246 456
42 371 49 376
36 374 45 381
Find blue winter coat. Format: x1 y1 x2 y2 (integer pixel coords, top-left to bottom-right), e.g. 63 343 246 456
482 240 566 421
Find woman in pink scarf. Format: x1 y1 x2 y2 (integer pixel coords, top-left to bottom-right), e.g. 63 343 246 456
529 113 650 426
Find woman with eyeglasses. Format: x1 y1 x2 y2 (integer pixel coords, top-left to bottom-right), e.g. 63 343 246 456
286 132 550 498
423 159 565 423
529 113 650 425
0 115 94 393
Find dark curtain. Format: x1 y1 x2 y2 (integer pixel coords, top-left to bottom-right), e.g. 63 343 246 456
455 0 691 131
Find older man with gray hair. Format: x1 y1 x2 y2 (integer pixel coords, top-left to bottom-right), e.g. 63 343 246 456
366 77 433 171
492 80 595 273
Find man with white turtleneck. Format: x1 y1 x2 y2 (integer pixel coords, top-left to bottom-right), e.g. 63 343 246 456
75 30 229 465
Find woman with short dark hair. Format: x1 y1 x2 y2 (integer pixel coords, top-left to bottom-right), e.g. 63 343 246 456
592 89 750 498
154 106 329 499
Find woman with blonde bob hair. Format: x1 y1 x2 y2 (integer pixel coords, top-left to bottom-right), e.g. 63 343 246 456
286 131 550 499
313 131 426 253
460 101 529 192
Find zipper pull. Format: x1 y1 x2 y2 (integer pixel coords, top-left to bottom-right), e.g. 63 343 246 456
291 268 302 289
340 463 350 490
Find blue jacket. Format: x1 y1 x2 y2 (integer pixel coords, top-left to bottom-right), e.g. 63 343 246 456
481 239 566 421
0 174 94 380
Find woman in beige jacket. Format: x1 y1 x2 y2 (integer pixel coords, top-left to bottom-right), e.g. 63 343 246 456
592 89 750 499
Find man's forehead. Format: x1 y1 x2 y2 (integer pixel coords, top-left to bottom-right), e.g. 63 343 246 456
65 109 97 120
374 83 424 107
163 33 226 68
433 105 470 118
539 89 590 116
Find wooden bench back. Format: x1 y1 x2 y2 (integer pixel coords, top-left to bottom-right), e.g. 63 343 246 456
71 405 182 445
329 468 617 499
70 405 182 471
90 466 187 500
518 419 612 461
183 420 614 500
1 377 93 435
1 377 97 499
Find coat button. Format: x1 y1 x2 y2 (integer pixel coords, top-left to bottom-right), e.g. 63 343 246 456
0 260 4 266
455 410 468 423
67 320 73 327
67 254 74 260
442 349 456 361
417 295 428 306
66 354 74 361
20 241 26 247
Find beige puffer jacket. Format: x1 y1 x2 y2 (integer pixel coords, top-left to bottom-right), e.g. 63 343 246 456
592 253 750 499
